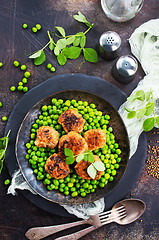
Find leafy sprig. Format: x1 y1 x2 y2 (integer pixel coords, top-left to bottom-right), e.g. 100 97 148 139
0 130 11 174
125 90 159 132
29 12 98 66
64 148 105 179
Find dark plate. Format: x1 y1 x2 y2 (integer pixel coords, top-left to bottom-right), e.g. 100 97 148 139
5 73 146 217
15 90 130 205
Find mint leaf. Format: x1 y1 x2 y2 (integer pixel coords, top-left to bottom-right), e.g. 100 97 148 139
66 36 75 45
67 46 81 59
34 50 46 65
156 116 159 127
54 46 60 56
84 154 88 161
57 53 67 65
87 164 97 179
76 153 84 162
62 47 70 57
143 117 155 132
145 102 155 116
83 48 98 63
56 39 67 50
64 148 73 157
137 108 146 118
65 156 75 165
127 111 136 119
0 141 3 149
93 161 105 171
127 94 137 102
55 26 66 37
29 50 42 59
87 151 94 163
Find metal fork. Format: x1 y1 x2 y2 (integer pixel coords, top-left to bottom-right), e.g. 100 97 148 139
25 206 126 240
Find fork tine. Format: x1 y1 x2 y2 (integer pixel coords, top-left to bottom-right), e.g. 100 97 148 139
99 207 126 220
99 205 125 217
100 211 127 225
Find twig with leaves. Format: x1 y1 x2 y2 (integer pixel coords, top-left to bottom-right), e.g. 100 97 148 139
0 130 11 173
29 12 98 66
64 148 105 179
125 89 159 131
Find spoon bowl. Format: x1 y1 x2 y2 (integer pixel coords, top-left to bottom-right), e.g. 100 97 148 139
112 198 146 225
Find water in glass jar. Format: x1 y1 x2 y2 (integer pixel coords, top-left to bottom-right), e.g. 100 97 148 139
101 0 144 22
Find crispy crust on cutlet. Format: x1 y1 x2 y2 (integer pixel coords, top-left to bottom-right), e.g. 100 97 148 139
45 153 70 179
58 109 85 133
84 129 106 151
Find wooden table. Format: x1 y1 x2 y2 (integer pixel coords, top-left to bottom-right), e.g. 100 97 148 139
0 0 159 239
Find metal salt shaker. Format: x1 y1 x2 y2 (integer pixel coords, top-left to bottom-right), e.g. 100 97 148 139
112 55 138 83
99 31 121 60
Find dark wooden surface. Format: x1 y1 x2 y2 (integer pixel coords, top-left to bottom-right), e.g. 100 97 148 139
0 0 159 239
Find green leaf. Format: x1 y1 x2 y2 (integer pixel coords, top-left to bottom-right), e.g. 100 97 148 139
55 26 66 37
84 154 88 161
145 102 155 116
125 107 134 112
73 36 81 47
29 50 42 59
135 90 145 101
49 42 54 51
127 94 136 102
76 153 84 162
127 111 136 119
65 156 75 165
0 141 3 149
67 46 81 59
80 34 86 48
87 151 94 163
57 53 67 66
143 117 155 132
83 48 98 63
64 148 73 157
56 39 67 50
73 11 93 28
156 116 159 127
66 36 75 45
87 164 97 179
93 161 105 171
0 161 3 174
34 50 46 66
0 149 5 160
146 91 151 101
137 108 146 118
62 47 70 58
54 46 60 56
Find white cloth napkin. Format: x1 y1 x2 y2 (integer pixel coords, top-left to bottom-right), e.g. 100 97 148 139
8 19 159 219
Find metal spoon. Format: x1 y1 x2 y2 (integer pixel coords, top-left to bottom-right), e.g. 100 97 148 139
54 198 146 240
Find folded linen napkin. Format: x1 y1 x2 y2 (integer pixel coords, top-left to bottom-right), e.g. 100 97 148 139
8 19 159 219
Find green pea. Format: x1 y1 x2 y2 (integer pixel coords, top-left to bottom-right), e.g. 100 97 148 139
59 179 64 183
60 183 65 188
21 65 27 71
114 163 119 169
2 116 7 122
105 115 110 120
105 173 110 179
53 179 59 186
23 23 28 29
109 176 114 182
10 86 16 92
17 86 23 91
99 182 105 188
23 87 28 93
68 182 74 188
72 191 78 197
32 27 37 33
111 170 117 176
36 24 42 30
64 191 69 195
50 67 55 72
47 63 52 69
116 149 121 155
4 179 10 185
24 71 31 78
82 182 89 189
34 169 38 174
41 105 47 111
81 192 86 197
13 61 19 67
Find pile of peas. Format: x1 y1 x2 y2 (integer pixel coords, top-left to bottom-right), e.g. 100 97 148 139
25 98 122 198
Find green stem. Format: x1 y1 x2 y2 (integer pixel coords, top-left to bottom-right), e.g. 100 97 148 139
41 41 51 51
84 26 92 35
